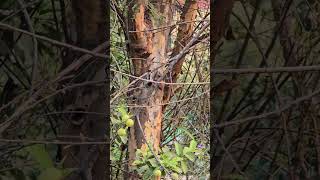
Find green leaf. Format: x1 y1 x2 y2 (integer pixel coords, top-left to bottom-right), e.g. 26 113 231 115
172 156 183 162
172 166 182 174
189 140 197 150
132 160 143 166
136 149 143 156
185 153 195 162
144 168 154 179
27 144 53 169
177 127 194 140
137 165 149 174
111 117 121 124
117 105 128 117
120 136 127 144
162 146 170 153
183 148 195 162
172 173 180 180
174 142 183 156
183 147 190 154
38 168 63 180
181 161 188 174
148 158 158 168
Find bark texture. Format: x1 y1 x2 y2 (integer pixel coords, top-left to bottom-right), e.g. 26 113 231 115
210 0 235 179
59 1 109 179
163 0 198 104
127 0 172 167
126 0 199 179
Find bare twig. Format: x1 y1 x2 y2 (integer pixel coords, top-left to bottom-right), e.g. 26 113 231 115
213 65 320 74
214 87 320 128
0 22 108 58
0 138 109 145
17 0 38 95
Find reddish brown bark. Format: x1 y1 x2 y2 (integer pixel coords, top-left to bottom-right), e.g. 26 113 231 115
211 0 235 44
163 0 198 103
177 0 209 9
127 1 171 179
126 0 200 179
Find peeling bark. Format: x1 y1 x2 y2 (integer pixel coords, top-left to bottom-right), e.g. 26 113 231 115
126 1 172 178
163 0 198 104
126 0 201 179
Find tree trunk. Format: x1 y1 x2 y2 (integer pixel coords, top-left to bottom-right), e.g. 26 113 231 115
58 1 109 180
210 0 235 178
163 0 198 105
127 0 172 174
126 0 198 179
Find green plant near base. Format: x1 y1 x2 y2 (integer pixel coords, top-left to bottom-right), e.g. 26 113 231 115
132 139 204 179
111 105 134 144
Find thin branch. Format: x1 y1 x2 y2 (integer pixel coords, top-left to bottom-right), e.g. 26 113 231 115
213 129 248 178
0 138 109 145
111 68 209 85
17 0 38 96
213 65 320 74
0 22 108 59
214 87 320 128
